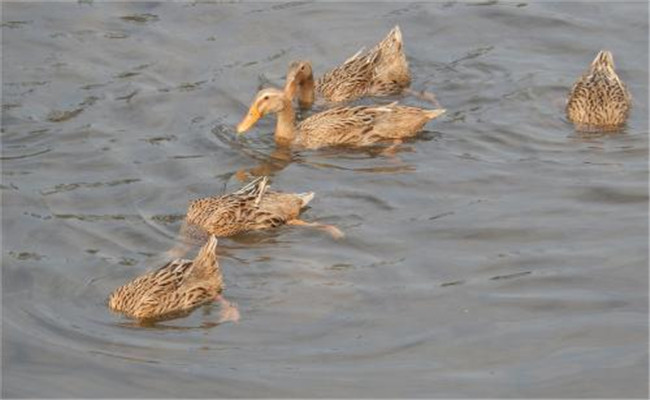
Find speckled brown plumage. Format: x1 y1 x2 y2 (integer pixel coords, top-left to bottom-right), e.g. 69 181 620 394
285 26 411 108
181 176 315 239
296 102 444 149
237 88 445 150
566 50 631 131
108 235 223 323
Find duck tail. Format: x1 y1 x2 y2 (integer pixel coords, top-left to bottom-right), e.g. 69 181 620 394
376 25 403 53
424 109 446 120
193 235 219 276
389 25 402 44
592 50 614 70
296 192 315 208
196 235 219 260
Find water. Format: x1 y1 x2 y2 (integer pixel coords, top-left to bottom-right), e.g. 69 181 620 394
2 2 648 398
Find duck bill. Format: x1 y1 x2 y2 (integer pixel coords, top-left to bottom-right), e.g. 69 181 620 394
236 105 262 134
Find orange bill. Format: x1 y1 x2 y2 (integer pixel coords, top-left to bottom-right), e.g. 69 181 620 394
236 104 262 134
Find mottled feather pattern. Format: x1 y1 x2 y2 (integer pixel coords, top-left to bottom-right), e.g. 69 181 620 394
295 103 440 149
133 285 212 322
107 236 223 322
316 51 376 102
315 26 410 103
108 260 222 322
183 177 311 238
566 50 631 131
109 260 191 312
367 26 411 96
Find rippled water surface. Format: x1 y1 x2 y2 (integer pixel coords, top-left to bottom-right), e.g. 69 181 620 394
2 2 648 398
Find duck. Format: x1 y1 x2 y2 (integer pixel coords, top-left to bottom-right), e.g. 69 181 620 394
284 25 411 108
566 50 631 131
179 176 343 241
236 87 445 149
108 235 239 324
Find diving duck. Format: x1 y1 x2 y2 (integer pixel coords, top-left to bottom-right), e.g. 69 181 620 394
108 235 239 324
566 50 631 131
180 176 343 241
236 87 445 149
284 25 411 108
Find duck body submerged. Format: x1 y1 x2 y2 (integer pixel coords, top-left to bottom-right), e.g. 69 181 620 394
108 236 223 323
184 176 312 238
316 25 411 104
566 50 631 131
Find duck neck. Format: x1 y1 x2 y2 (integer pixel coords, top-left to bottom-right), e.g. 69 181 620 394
275 99 296 145
298 77 315 109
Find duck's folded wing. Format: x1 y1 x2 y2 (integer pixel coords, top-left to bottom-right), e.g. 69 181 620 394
297 105 390 147
134 285 213 322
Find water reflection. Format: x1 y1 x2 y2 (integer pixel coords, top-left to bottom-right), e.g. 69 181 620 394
235 145 294 181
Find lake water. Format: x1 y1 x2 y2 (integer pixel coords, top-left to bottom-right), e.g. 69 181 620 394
2 2 648 398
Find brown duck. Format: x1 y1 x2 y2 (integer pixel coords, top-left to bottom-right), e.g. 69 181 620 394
566 50 631 131
284 25 411 108
108 235 238 324
180 176 343 242
236 87 445 149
